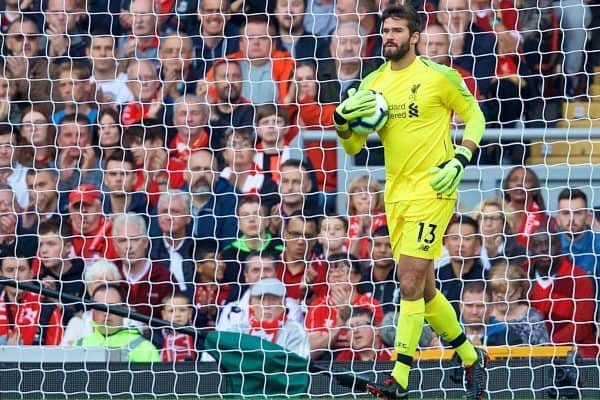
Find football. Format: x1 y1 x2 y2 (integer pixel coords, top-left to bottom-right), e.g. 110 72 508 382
349 90 388 135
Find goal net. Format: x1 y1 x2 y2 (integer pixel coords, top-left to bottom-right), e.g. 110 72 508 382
0 0 599 397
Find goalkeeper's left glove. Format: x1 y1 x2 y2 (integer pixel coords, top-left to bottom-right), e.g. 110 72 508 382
428 146 473 196
333 88 377 132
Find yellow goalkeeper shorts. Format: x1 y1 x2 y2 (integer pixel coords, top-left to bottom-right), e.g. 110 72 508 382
386 197 456 260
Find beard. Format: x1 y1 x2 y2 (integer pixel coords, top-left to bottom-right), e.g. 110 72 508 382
190 182 211 195
383 39 411 61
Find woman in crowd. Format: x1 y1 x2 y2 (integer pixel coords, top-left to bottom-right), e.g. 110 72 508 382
17 105 56 168
97 107 123 163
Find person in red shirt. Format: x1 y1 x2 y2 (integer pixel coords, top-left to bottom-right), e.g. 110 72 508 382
69 184 119 265
306 254 383 360
112 213 177 319
528 227 598 358
335 307 392 362
156 292 198 362
277 212 328 304
0 256 63 345
193 240 230 328
122 60 163 126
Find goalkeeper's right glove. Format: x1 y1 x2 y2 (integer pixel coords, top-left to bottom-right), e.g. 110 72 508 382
333 88 377 132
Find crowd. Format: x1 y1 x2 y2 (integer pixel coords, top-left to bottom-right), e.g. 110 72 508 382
0 0 598 363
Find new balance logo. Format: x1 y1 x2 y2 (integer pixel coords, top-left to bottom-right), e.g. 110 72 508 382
409 103 419 118
419 244 430 252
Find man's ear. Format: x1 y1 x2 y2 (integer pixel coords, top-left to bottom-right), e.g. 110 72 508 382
410 31 420 46
586 211 594 227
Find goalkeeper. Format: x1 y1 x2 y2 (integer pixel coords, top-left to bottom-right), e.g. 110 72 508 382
333 4 487 400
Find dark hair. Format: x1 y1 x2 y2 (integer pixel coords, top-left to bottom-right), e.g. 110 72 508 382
237 196 267 214
350 306 375 322
255 103 289 125
38 218 73 240
285 210 319 231
91 283 125 302
448 214 480 235
462 280 486 297
161 291 190 306
194 238 220 261
557 188 588 207
502 166 546 211
104 149 136 168
242 14 275 34
0 123 17 140
60 113 91 127
213 59 242 76
328 253 363 277
372 225 390 238
381 3 423 34
280 158 318 193
320 215 349 233
243 250 278 271
98 107 122 136
124 122 167 146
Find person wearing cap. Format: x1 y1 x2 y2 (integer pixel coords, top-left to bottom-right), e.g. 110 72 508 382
205 277 309 361
68 183 119 265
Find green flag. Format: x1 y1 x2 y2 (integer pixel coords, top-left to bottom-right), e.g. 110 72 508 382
204 330 310 396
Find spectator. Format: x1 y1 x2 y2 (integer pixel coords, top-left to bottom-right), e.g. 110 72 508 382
335 307 393 361
472 197 527 269
217 252 304 330
274 0 327 62
0 0 43 34
123 122 169 206
528 227 598 358
155 292 199 362
118 0 160 60
487 263 549 345
360 226 399 314
254 104 293 184
207 278 309 360
54 113 103 192
44 0 88 58
97 107 123 163
206 14 294 105
317 20 377 103
0 184 37 258
315 215 348 260
221 197 284 285
347 175 387 261
38 220 85 324
3 16 52 104
221 128 278 199
436 215 486 315
208 59 254 143
167 95 211 189
102 150 147 215
192 0 240 77
291 61 337 129
0 256 63 345
306 254 383 360
0 124 29 208
22 169 61 229
278 212 328 302
53 61 98 125
556 188 600 278
68 184 119 263
459 281 506 346
159 34 200 103
185 149 238 244
335 0 383 62
87 35 134 104
78 284 161 362
16 105 56 169
194 239 230 327
0 66 13 122
112 213 176 318
122 59 163 125
502 166 552 248
149 190 196 300
303 0 335 37
436 0 495 99
61 259 124 345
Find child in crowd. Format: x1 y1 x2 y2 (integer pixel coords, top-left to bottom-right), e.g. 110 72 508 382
316 215 349 259
156 292 198 362
254 104 291 184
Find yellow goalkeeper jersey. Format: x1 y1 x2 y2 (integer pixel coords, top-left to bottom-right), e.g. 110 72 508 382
340 56 485 203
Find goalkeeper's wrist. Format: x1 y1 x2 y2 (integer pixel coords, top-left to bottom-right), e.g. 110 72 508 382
333 111 350 132
454 145 473 167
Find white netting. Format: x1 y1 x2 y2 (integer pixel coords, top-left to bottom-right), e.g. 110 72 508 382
0 0 598 397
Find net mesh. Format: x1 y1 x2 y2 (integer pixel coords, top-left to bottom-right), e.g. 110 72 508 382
0 0 598 397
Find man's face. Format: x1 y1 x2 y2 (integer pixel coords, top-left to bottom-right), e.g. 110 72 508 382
238 201 265 238
113 221 149 262
1 257 31 298
256 115 285 145
335 0 358 24
92 288 125 335
250 294 285 322
39 233 71 269
7 20 40 57
284 218 317 261
382 17 415 62
186 151 215 194
558 198 589 235
174 102 207 138
331 24 363 64
460 290 486 325
479 204 505 236
318 216 346 253
0 134 14 168
104 160 135 193
58 123 91 158
28 170 58 209
159 36 193 73
131 0 157 36
213 62 242 103
528 230 561 273
444 222 481 260
243 257 276 285
0 189 18 236
372 235 394 268
223 134 254 170
437 0 470 31
349 314 377 351
161 296 193 326
69 199 102 235
199 0 227 36
46 0 80 33
279 166 311 207
157 196 192 238
274 0 305 31
242 21 272 60
127 61 160 103
195 252 225 281
417 27 450 64
88 36 115 72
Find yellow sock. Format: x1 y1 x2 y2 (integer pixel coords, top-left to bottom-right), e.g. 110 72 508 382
425 289 477 366
391 298 425 388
